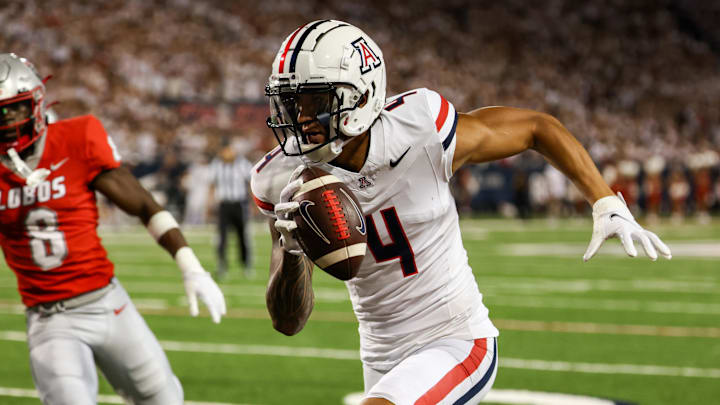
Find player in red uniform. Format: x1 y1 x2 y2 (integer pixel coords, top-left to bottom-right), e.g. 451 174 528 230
0 53 226 405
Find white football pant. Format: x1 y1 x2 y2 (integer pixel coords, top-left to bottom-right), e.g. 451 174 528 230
364 337 497 405
25 279 183 405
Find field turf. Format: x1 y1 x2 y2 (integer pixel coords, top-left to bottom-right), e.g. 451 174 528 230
0 218 718 404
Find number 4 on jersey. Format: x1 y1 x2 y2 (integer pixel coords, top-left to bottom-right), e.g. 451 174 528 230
365 207 418 277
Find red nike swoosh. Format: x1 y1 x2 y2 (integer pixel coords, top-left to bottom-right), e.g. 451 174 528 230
113 303 127 315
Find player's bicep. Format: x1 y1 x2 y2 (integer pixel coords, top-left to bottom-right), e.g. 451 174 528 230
452 107 541 172
91 166 161 222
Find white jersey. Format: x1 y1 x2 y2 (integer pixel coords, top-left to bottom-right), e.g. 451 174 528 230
252 88 498 371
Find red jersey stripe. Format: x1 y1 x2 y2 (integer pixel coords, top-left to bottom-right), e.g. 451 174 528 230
435 95 450 131
414 338 488 405
253 193 274 212
278 24 306 74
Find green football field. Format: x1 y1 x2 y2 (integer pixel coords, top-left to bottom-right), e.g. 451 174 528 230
0 218 719 404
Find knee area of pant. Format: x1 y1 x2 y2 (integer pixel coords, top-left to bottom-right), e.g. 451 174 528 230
127 359 167 396
39 376 95 405
121 360 183 405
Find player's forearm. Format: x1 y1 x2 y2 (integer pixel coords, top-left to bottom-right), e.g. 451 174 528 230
157 228 189 257
532 114 613 204
266 247 315 336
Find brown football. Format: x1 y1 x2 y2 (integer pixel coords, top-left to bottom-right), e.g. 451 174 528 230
291 166 367 281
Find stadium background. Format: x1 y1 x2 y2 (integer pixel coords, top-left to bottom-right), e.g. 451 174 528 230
1 1 719 404
3 0 720 223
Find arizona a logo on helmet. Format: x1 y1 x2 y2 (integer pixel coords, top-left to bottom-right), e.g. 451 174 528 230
351 37 382 74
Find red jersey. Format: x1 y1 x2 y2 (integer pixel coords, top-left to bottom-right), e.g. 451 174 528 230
0 115 121 306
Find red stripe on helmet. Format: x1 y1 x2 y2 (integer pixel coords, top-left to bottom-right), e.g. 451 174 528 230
435 95 449 131
278 24 306 74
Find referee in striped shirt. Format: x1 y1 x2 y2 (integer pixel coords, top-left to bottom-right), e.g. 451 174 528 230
210 144 254 279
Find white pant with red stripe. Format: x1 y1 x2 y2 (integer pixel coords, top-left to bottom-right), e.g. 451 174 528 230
364 337 497 405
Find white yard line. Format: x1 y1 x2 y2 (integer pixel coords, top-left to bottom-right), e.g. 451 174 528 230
494 319 720 338
343 390 622 405
4 277 719 307
160 340 360 360
7 280 713 317
5 273 716 299
502 241 720 258
501 358 720 379
1 301 719 337
0 386 626 405
480 276 720 294
484 390 620 405
1 331 718 379
486 295 720 315
0 386 255 405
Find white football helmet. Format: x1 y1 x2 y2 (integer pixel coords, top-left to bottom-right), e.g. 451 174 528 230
0 53 47 155
266 20 386 163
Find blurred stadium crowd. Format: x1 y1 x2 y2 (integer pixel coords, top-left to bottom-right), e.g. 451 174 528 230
2 0 719 223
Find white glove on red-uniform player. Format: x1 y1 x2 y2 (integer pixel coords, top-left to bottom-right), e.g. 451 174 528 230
175 247 227 323
583 193 672 262
274 165 306 256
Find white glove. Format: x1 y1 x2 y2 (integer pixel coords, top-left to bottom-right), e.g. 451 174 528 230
175 247 227 323
583 193 672 262
274 165 307 256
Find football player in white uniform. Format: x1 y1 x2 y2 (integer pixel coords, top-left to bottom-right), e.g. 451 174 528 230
251 21 672 405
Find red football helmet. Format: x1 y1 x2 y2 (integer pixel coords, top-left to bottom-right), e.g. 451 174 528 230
0 53 47 155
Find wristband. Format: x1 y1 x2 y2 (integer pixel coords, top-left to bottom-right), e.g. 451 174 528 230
175 246 204 275
147 210 179 241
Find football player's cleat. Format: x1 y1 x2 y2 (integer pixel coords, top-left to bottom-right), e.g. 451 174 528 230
584 192 672 261
0 53 48 156
265 20 386 163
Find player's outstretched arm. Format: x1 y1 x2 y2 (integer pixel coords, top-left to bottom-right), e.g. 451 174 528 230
266 218 315 336
453 107 671 261
92 166 227 322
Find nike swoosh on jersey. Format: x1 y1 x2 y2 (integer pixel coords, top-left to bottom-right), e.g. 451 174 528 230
113 303 127 316
389 147 411 168
50 157 69 171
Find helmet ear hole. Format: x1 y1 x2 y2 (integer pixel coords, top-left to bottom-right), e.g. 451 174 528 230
357 91 369 108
